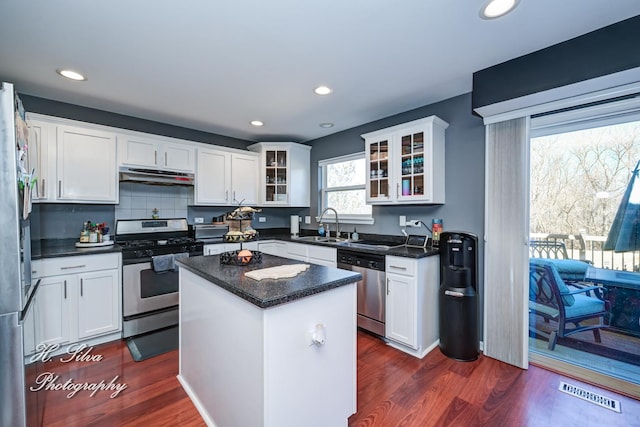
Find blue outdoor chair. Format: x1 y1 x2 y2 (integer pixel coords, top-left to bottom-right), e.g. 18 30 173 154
529 259 607 350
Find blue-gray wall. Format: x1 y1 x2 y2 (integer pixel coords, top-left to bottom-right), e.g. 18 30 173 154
306 92 485 241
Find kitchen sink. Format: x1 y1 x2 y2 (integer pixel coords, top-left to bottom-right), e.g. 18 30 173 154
294 236 331 243
294 236 403 251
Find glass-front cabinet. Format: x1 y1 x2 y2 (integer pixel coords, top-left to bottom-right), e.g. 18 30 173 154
248 142 311 207
363 116 448 205
366 137 390 202
265 149 288 203
398 130 426 201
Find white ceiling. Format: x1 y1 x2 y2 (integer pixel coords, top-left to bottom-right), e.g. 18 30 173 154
1 1 639 142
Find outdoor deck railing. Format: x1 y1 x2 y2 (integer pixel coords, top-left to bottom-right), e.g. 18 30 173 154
530 233 640 272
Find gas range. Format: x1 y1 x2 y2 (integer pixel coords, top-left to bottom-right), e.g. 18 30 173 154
115 218 203 263
117 218 204 339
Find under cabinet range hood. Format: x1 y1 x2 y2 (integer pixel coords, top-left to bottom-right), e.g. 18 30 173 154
119 166 195 186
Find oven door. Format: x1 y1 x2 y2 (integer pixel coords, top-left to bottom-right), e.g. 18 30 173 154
122 261 179 317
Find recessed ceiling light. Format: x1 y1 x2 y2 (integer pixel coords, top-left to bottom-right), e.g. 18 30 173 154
56 68 87 81
250 120 264 127
314 86 333 95
319 123 334 128
480 0 519 19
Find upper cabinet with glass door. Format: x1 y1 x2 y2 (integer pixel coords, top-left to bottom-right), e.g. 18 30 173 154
363 116 448 204
248 142 311 207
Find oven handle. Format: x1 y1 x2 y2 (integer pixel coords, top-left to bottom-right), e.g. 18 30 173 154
122 250 203 265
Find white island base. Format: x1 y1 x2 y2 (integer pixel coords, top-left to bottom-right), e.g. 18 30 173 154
178 268 357 427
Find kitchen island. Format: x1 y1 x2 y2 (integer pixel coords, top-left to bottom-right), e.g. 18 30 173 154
176 253 362 427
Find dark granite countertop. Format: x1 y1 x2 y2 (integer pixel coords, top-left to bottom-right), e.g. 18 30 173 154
32 238 122 260
178 253 362 309
200 229 439 259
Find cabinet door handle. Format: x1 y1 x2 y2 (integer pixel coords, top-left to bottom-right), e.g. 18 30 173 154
64 280 67 299
390 265 407 270
58 180 62 198
386 277 390 295
225 190 229 201
80 278 83 297
154 150 158 165
41 178 45 198
233 191 236 201
61 264 86 270
396 183 400 198
164 152 167 166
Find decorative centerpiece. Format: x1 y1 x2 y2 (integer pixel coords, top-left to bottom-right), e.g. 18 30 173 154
220 202 263 265
220 249 263 266
223 205 260 242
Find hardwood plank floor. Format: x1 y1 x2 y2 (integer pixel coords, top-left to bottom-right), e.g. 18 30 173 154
31 331 640 426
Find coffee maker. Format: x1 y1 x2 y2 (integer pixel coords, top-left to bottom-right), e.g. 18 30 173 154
438 231 479 361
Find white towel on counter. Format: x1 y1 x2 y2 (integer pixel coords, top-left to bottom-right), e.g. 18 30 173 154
244 264 310 280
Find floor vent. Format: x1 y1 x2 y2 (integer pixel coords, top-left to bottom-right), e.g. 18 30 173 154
558 381 621 413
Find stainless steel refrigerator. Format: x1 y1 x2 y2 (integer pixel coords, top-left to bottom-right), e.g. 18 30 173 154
0 82 42 426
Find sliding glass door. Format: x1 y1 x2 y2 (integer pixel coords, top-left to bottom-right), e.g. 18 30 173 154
528 104 640 394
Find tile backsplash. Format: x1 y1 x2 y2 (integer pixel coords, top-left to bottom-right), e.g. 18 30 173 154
116 182 192 220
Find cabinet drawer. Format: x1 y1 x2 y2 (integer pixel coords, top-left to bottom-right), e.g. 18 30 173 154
386 256 416 277
34 253 120 277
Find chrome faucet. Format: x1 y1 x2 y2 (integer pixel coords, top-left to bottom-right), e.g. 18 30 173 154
318 207 341 239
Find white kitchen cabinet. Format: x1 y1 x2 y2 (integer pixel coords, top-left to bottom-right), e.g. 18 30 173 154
385 255 440 358
230 153 259 205
57 125 118 203
248 142 311 207
258 241 287 257
194 147 259 206
119 135 195 172
282 241 337 266
32 253 122 355
27 117 118 203
26 119 51 201
286 242 308 262
34 275 73 347
77 269 120 340
363 116 448 205
204 241 258 256
307 244 337 267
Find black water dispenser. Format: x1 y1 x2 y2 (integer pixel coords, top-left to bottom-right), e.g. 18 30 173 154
439 231 479 361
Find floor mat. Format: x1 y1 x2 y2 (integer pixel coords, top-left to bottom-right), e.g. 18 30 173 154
126 326 178 362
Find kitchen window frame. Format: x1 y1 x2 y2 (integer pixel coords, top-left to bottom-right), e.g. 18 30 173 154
318 152 374 226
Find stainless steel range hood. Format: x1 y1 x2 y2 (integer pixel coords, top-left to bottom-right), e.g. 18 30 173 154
119 166 195 186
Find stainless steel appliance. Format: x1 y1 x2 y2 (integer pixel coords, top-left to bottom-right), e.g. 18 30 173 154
0 82 42 427
119 166 195 186
194 223 228 242
116 218 203 338
337 249 386 336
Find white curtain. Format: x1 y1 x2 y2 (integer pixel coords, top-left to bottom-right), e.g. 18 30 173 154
483 117 530 369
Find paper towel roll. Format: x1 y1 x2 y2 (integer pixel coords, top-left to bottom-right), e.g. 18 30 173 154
290 215 300 237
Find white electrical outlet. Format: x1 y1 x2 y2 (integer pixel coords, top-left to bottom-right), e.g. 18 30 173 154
194 217 204 224
258 217 266 223
305 216 311 224
399 216 406 226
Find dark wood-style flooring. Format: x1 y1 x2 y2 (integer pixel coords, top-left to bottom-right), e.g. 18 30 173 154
33 331 640 426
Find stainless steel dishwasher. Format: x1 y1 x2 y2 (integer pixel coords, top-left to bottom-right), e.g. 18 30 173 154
337 249 386 336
